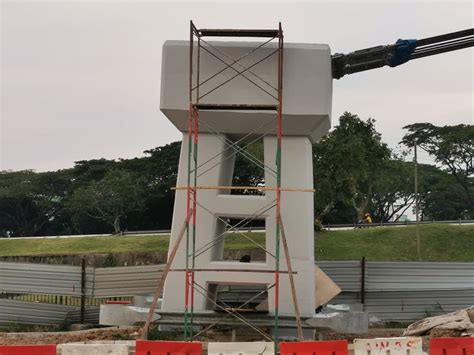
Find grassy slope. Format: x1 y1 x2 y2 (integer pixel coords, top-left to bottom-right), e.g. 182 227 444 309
314 224 474 261
0 235 171 257
0 224 472 261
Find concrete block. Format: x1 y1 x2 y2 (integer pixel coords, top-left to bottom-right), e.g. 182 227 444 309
326 303 364 312
208 342 274 355
354 337 423 355
59 343 129 355
99 304 160 326
306 311 369 334
161 41 332 143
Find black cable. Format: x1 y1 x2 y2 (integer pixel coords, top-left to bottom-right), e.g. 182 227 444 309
416 28 474 47
411 39 474 60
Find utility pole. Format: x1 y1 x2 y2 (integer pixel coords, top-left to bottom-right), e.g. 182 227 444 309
414 143 421 261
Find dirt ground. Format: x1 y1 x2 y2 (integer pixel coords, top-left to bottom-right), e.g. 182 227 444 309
0 326 466 352
0 326 140 346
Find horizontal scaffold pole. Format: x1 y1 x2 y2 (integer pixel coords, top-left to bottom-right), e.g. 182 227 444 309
172 185 315 192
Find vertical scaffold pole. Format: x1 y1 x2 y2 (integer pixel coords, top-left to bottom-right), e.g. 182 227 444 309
274 22 284 353
184 20 194 339
183 21 286 342
191 107 199 336
190 32 201 336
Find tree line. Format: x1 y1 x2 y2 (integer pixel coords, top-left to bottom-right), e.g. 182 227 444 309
1 112 472 237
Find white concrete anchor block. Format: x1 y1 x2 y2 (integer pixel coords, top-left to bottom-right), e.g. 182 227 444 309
208 342 274 355
60 343 129 355
354 337 423 355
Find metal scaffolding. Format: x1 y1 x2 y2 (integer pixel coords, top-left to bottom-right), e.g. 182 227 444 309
144 21 305 349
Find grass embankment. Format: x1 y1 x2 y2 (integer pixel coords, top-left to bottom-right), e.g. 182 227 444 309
0 224 472 261
314 224 473 261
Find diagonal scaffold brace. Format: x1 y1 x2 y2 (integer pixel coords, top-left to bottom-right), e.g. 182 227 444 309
141 208 194 340
279 215 304 340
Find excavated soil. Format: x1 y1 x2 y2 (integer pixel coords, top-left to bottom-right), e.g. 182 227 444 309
0 326 140 346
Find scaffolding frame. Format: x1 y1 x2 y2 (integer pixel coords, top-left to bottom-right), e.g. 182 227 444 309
143 21 305 349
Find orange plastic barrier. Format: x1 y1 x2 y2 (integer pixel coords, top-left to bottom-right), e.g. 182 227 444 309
136 340 202 355
430 337 474 355
0 345 56 355
280 340 349 355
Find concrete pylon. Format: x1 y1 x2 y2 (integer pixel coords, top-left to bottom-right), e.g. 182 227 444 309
160 40 332 320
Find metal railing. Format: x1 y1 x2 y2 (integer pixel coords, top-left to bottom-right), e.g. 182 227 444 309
323 219 474 230
1 219 472 240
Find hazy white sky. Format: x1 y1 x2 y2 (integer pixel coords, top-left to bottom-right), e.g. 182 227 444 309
1 0 472 172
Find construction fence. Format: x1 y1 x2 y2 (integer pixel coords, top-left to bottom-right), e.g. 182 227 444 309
0 261 473 327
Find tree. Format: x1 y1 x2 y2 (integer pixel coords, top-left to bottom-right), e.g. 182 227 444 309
418 163 472 220
402 123 473 206
138 142 181 229
232 140 264 194
0 170 72 236
72 159 119 185
69 169 145 233
370 159 415 222
141 142 181 190
313 112 391 222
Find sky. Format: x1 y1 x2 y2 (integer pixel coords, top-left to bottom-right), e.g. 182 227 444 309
1 0 472 172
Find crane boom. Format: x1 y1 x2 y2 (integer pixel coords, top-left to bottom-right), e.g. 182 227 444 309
332 28 474 79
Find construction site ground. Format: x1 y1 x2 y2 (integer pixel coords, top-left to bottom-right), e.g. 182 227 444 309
0 325 466 352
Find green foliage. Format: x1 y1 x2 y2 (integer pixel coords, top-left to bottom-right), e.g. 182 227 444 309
5 321 26 332
418 164 471 220
71 159 119 185
313 112 391 222
0 170 73 236
370 159 415 222
232 140 265 193
402 123 473 207
138 142 181 229
69 169 145 233
0 115 471 236
103 253 119 267
147 327 182 340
